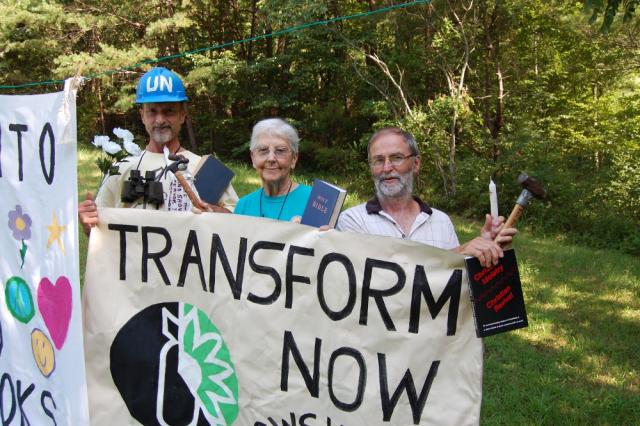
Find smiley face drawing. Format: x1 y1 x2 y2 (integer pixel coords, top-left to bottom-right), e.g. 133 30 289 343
32 328 56 377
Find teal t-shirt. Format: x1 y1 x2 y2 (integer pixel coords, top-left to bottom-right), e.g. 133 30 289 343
234 184 312 221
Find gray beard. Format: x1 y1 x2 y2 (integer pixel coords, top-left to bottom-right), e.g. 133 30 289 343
150 128 173 145
374 170 414 200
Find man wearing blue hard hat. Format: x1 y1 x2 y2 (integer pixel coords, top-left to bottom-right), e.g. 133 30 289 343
79 67 238 234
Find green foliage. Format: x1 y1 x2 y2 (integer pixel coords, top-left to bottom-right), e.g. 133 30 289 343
2 0 639 254
586 0 640 32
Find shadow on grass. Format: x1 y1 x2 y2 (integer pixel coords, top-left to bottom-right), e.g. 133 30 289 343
481 237 640 425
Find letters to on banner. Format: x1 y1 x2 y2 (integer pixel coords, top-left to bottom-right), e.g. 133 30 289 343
0 82 89 425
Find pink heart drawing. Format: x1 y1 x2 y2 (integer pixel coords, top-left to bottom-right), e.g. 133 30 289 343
37 276 73 350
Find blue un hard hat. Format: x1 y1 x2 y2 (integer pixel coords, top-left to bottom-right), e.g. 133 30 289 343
135 67 189 103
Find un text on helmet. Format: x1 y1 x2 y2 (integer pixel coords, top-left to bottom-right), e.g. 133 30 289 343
146 75 173 93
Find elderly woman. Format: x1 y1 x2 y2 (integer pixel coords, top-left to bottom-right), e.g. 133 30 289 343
234 118 312 221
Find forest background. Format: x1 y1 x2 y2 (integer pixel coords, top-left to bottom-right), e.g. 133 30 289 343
1 0 639 254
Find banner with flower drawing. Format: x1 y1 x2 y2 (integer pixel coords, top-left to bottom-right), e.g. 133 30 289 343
0 80 89 424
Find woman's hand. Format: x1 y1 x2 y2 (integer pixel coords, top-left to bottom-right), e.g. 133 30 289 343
192 202 231 214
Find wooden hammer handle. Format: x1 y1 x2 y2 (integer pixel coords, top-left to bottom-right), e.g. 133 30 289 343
497 203 524 238
493 203 524 246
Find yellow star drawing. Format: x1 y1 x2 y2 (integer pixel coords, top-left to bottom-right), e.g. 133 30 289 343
47 212 66 254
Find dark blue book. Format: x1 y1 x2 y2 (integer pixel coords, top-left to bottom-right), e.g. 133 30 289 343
300 179 347 228
464 248 528 337
193 155 235 204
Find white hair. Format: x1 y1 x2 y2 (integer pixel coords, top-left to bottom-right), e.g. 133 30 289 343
250 118 300 153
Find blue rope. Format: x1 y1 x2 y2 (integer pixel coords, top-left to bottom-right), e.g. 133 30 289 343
0 0 431 90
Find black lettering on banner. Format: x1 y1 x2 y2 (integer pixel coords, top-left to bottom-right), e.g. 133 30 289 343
141 226 172 285
378 354 440 425
285 245 314 309
247 241 285 305
0 319 3 356
254 413 337 426
299 413 316 426
39 122 55 185
17 380 35 426
8 124 27 182
327 347 366 412
317 253 356 321
360 258 405 331
409 267 461 336
209 234 247 298
0 373 16 425
41 391 57 426
266 413 296 426
177 230 206 290
327 417 344 426
108 224 139 280
281 330 320 398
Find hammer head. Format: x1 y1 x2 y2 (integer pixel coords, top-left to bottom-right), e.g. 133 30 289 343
165 154 190 174
514 173 548 207
518 173 548 200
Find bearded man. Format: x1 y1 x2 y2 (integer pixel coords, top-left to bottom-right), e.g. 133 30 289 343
336 127 515 267
78 67 238 235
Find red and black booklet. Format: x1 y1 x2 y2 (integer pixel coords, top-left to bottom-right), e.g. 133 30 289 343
464 248 528 337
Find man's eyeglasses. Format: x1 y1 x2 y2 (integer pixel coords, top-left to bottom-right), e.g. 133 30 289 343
253 146 292 159
369 153 416 169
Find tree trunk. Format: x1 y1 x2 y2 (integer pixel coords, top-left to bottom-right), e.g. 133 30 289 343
248 0 258 62
97 81 106 134
185 114 198 152
480 0 504 163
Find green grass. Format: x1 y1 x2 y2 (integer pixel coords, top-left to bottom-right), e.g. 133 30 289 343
78 147 640 424
456 222 640 425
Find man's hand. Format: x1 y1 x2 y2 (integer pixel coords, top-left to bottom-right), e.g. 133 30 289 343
455 237 504 268
78 192 99 236
480 214 517 247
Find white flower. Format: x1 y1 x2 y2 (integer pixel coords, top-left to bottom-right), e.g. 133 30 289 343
92 135 110 148
113 127 141 156
101 140 122 155
113 127 134 143
123 139 142 156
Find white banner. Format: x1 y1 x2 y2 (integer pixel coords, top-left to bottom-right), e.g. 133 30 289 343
84 208 483 426
0 81 89 424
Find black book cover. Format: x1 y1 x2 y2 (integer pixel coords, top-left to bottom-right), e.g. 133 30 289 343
193 155 235 204
464 248 528 337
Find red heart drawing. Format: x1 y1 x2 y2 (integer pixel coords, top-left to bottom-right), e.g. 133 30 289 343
37 276 73 350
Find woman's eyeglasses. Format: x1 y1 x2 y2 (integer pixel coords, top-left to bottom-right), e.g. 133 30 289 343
253 146 292 159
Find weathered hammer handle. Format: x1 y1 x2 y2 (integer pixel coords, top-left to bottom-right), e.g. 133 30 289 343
493 203 524 246
496 204 524 241
174 171 208 211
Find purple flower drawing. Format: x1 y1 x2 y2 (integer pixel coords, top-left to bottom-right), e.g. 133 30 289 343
8 205 32 240
8 205 32 268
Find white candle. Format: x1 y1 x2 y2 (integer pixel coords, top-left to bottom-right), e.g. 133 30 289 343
489 179 498 218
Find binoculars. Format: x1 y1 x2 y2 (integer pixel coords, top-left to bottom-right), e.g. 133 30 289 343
121 170 164 206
